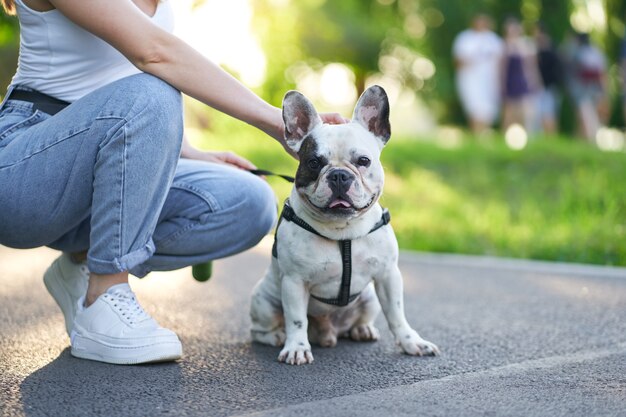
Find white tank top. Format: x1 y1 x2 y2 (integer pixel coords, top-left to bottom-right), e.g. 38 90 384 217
10 0 175 102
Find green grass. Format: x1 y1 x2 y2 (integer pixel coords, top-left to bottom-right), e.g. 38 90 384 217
381 138 626 266
190 117 626 266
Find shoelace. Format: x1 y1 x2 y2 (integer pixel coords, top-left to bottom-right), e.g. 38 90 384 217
105 290 151 326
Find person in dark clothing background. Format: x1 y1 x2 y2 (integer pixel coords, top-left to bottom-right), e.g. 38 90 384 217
500 17 541 133
534 23 563 134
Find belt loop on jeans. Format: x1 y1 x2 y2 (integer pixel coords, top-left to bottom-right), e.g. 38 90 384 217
0 85 15 112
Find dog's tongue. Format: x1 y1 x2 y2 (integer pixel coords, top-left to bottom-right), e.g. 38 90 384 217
329 199 352 209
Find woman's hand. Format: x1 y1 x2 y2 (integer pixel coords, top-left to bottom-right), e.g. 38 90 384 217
181 136 257 171
320 112 350 125
269 111 350 160
192 150 257 171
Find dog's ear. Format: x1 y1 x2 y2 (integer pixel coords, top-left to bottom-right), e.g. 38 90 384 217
352 85 391 145
282 91 322 153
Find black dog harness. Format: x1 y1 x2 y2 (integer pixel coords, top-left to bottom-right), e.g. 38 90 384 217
272 200 391 307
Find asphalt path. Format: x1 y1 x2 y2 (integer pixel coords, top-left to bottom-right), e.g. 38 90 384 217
0 239 625 417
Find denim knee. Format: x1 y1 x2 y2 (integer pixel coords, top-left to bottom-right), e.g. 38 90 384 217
85 75 184 274
112 74 183 148
130 73 182 115
169 169 277 252
238 176 278 246
133 163 278 276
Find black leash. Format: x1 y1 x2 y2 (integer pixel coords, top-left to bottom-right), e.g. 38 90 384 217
188 167 294 283
248 169 295 183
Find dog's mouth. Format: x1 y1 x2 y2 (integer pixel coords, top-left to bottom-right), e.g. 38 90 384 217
328 198 353 209
303 193 378 217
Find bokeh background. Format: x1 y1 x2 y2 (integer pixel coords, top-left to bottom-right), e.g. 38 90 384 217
1 0 625 266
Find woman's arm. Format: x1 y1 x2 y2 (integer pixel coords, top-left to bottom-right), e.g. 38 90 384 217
48 0 292 145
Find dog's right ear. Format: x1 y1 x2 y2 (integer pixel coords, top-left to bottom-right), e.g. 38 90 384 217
282 91 322 153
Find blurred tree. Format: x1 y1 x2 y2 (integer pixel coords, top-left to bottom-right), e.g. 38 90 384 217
0 10 18 96
1 0 621 130
252 0 580 126
603 0 625 60
604 0 626 127
297 0 401 96
251 0 409 105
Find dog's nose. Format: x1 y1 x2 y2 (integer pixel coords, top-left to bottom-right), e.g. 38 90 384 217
327 169 354 191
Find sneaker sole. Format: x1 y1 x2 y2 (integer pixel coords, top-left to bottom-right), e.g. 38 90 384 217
43 260 76 336
70 332 182 365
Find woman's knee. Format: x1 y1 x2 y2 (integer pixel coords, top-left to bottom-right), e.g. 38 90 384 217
131 73 182 114
154 166 277 257
106 74 183 146
195 172 277 248
239 177 278 242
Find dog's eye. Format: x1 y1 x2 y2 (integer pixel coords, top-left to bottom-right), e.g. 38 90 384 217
307 158 321 170
357 156 371 167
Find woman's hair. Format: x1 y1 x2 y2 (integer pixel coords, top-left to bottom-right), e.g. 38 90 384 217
2 0 15 14
2 0 161 15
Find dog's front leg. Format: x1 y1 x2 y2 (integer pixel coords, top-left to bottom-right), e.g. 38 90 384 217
375 266 440 356
277 277 314 365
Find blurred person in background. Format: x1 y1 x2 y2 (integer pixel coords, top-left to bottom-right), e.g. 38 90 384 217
453 14 504 135
533 22 563 135
500 17 541 134
569 32 609 141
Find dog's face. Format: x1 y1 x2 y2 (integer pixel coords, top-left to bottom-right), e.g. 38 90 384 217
282 86 391 220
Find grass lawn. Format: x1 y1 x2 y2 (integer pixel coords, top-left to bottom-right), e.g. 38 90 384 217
189 119 626 267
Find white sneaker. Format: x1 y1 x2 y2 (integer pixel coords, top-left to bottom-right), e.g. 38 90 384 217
70 283 182 365
43 253 90 336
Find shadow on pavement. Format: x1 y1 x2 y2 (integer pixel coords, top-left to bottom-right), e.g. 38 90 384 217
20 348 183 417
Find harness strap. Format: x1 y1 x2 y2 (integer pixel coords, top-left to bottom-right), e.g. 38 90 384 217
281 204 324 237
273 200 391 307
310 239 357 306
369 209 391 234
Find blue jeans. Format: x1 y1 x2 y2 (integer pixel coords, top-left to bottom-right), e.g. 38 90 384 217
0 74 277 277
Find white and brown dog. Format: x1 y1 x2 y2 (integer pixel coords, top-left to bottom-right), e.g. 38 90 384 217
250 85 439 365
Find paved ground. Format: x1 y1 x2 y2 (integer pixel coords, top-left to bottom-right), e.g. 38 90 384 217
0 239 625 417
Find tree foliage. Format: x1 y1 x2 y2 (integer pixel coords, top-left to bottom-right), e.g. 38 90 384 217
1 0 623 127
0 10 18 94
252 0 625 128
252 0 593 125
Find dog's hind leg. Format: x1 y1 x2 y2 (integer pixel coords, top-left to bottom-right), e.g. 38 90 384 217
250 268 286 347
331 283 381 342
309 314 338 347
348 283 381 342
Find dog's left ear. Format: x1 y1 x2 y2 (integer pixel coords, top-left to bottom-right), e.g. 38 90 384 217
352 85 391 145
282 91 322 153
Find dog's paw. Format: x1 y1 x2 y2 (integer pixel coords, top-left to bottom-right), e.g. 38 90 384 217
319 333 337 348
349 324 380 342
399 332 440 356
278 341 314 365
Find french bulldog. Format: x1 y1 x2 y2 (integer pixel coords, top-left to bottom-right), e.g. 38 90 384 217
249 85 439 365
